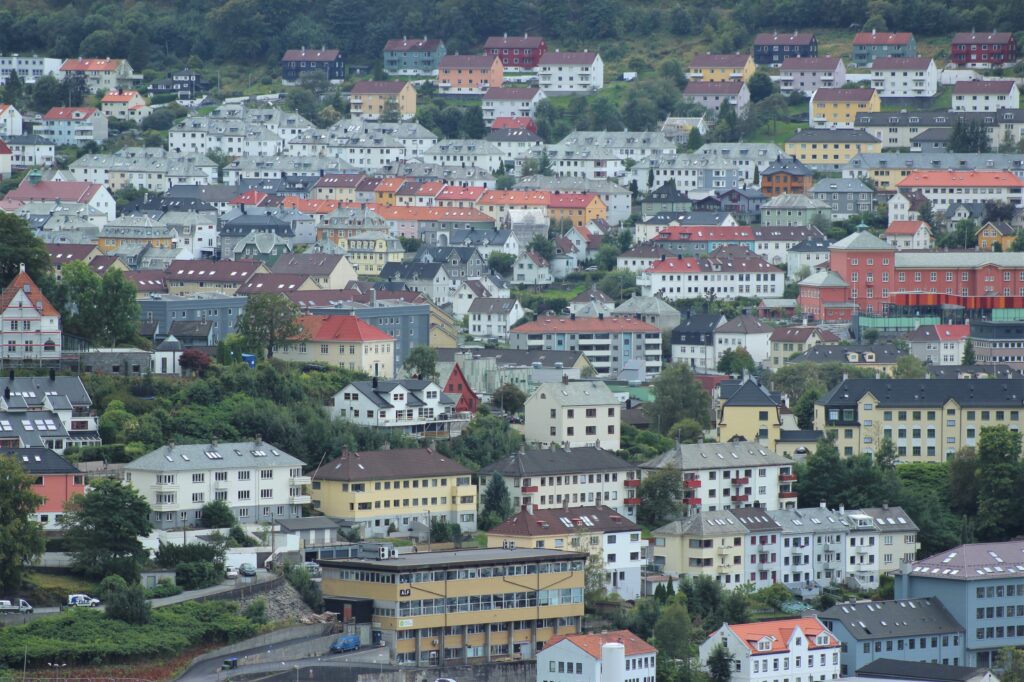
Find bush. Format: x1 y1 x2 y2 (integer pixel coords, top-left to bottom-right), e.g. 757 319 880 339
200 500 236 529
155 541 225 569
105 582 151 625
281 563 322 612
144 578 183 599
175 561 222 590
243 598 267 625
98 575 128 602
229 524 259 547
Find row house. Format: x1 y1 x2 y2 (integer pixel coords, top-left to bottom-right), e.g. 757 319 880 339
436 54 503 95
382 37 446 75
952 80 1020 113
509 315 662 378
950 31 1016 67
753 31 818 65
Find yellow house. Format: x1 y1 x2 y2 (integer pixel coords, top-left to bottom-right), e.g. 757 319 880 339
429 303 459 350
336 230 404 276
374 178 406 207
769 326 841 369
311 447 476 537
785 128 882 168
96 215 175 253
976 221 1019 251
716 379 782 446
809 88 881 128
350 81 417 120
651 510 746 585
688 54 756 82
319 547 585 664
275 315 395 376
164 259 269 296
548 194 606 229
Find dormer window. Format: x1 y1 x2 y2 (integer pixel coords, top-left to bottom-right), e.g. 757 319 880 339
816 634 830 645
757 638 773 651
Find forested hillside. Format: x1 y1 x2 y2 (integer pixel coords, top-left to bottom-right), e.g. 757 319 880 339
2 0 1022 73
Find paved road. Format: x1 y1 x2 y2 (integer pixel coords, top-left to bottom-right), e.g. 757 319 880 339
179 639 387 682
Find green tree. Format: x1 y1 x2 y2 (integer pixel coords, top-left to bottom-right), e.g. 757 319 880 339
62 478 153 582
686 127 705 151
707 642 736 682
792 387 820 430
961 338 976 365
1011 231 1024 252
997 647 1024 682
637 468 683 528
57 262 141 346
597 269 636 300
647 363 712 433
200 500 236 529
874 436 897 469
480 474 513 530
975 426 1023 541
0 213 51 285
236 293 304 359
528 234 555 262
492 383 527 414
948 118 991 153
429 516 454 542
105 581 151 625
584 551 608 606
894 355 927 378
653 601 692 660
796 434 844 504
948 449 979 517
747 70 774 102
594 243 621 271
716 347 756 375
0 456 45 592
668 418 705 444
442 411 523 469
402 345 438 380
487 252 516 277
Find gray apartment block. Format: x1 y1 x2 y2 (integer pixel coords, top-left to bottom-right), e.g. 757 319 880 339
139 293 248 344
811 178 876 219
307 302 431 373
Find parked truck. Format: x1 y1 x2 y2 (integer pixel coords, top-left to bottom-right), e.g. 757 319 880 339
329 634 360 653
0 599 33 613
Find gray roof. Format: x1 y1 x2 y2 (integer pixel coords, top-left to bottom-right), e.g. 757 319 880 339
3 448 81 475
435 347 585 368
787 129 880 144
320 547 586 570
467 297 520 315
811 178 873 194
640 442 792 472
347 379 454 409
731 508 784 531
767 507 851 534
821 598 962 640
795 343 903 364
529 380 617 407
832 230 891 251
653 510 748 537
716 314 771 334
125 441 304 471
613 296 681 317
763 193 830 210
908 539 1024 581
799 270 848 287
277 517 344 532
479 446 633 477
790 239 832 253
855 659 987 682
0 376 92 409
819 378 1024 409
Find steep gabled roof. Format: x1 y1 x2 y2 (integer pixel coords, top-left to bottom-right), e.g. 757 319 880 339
0 268 59 317
545 630 656 660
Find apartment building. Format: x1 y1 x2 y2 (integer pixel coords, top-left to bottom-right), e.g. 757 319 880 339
510 315 662 378
779 57 845 95
436 55 503 95
883 220 934 250
871 58 938 98
383 37 446 75
809 88 881 128
952 80 1020 112
671 313 727 372
638 252 785 301
895 171 1024 211
275 315 394 377
950 31 1017 67
319 547 585 664
488 505 643 599
754 32 819 65
349 81 416 121
0 54 61 84
538 51 604 94
481 87 545 125
815 378 1023 461
122 440 310 530
328 377 471 439
906 324 970 366
163 259 268 295
969 320 1024 368
479 446 639 520
852 31 917 66
784 128 882 171
310 447 475 536
483 34 546 69
688 54 756 82
699 617 841 682
38 107 109 146
524 378 620 451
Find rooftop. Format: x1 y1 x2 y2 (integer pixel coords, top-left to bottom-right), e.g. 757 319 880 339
313 447 470 482
491 505 639 537
319 546 587 570
821 598 962 640
641 442 792 472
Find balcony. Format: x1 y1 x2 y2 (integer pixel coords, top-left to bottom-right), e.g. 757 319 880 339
290 476 312 486
780 491 798 499
521 485 539 493
624 497 641 506
717 545 730 555
780 473 798 482
289 494 312 505
683 498 702 506
624 479 641 488
731 476 749 485
152 502 177 512
153 482 177 493
683 479 702 489
731 494 749 502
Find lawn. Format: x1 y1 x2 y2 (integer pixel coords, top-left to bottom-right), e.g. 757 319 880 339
24 572 101 608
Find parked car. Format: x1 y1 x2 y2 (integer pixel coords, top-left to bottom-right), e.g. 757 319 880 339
225 566 239 579
67 594 101 607
0 598 33 613
302 561 322 576
329 634 360 653
238 563 257 577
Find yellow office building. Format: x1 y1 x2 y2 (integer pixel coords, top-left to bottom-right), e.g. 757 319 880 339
319 547 586 664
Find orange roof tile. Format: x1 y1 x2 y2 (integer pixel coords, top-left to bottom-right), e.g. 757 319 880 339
546 630 656 660
435 185 487 202
42 107 99 121
60 58 122 72
725 618 838 655
897 171 1024 188
281 196 340 214
884 220 930 236
375 178 406 193
371 206 492 222
101 90 141 103
512 315 659 334
295 315 394 343
0 268 59 317
547 193 601 209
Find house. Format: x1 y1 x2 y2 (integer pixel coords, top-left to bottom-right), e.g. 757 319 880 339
122 440 309 530
754 31 819 65
511 315 662 378
784 128 881 171
810 178 875 220
548 194 607 230
853 31 917 66
270 252 357 289
785 239 831 281
716 378 784 448
682 81 750 117
537 51 604 93
382 37 446 75
761 155 814 197
976 220 1019 251
319 547 585 664
481 87 545 125
671 313 727 372
414 245 486 280
4 134 55 169
896 539 1024 666
809 88 881 128
2 448 84 530
483 34 546 70
275 315 394 377
906 324 970 366
761 193 831 227
714 314 772 366
688 54 756 82
281 48 345 82
952 80 1020 112
149 68 208 99
435 348 593 397
467 298 523 340
0 103 23 136
436 55 503 95
100 89 149 121
310 447 476 536
950 31 1017 67
0 265 62 364
699 617 841 682
38 107 108 146
488 506 643 599
569 285 615 317
514 250 553 286
883 220 934 251
796 343 903 376
871 58 938 98
523 377 621 450
768 326 840 368
334 231 403 276
349 81 416 120
0 55 61 85
443 363 479 413
539 630 656 682
779 56 845 95
327 377 470 438
59 57 137 91
163 258 267 296
639 251 785 301
814 377 1020 460
613 295 682 333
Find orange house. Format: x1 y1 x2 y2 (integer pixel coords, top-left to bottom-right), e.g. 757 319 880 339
476 189 552 221
444 363 479 413
547 193 607 229
3 449 85 530
976 221 1019 251
437 55 504 95
374 178 407 207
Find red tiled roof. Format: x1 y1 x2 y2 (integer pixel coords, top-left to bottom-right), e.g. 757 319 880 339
295 315 393 342
479 190 551 206
372 205 492 221
42 107 99 121
952 32 1014 45
122 270 167 293
953 80 1016 95
6 179 102 204
547 193 600 209
236 274 312 294
491 116 536 130
897 170 1024 188
853 31 914 45
813 87 877 102
484 35 545 49
539 51 598 66
374 178 406 193
690 53 751 68
0 269 59 317
725 618 839 655
483 87 541 101
282 49 340 62
281 197 340 214
512 315 659 334
230 189 272 206
46 244 97 262
101 90 142 103
491 505 639 537
350 80 408 95
165 259 263 283
546 630 656 660
884 220 930 236
0 139 10 155
60 58 121 72
88 255 121 273
436 185 487 202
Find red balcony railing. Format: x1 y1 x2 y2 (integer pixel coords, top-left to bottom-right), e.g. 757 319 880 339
624 479 641 488
625 497 641 505
731 477 749 485
521 486 538 493
780 491 799 498
780 473 798 482
732 494 749 502
683 498 702 505
683 479 702 489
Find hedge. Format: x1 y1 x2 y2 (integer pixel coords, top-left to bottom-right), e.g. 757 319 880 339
175 560 222 590
155 541 224 569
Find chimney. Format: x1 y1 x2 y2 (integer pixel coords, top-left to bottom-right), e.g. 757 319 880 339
563 497 569 510
372 376 379 388
49 368 56 381
562 373 569 385
819 500 826 509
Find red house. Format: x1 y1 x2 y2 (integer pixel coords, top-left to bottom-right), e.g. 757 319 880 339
484 34 547 69
443 363 479 414
950 31 1017 66
3 448 84 530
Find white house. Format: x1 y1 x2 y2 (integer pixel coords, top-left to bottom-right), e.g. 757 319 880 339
779 57 847 95
467 297 524 341
100 90 151 121
152 335 184 375
524 378 620 451
0 55 62 84
514 251 553 286
328 377 471 438
421 139 502 172
699 617 841 682
482 87 546 125
539 630 656 682
714 315 772 366
952 80 1020 112
638 254 785 301
122 440 310 530
538 51 604 94
0 104 23 136
38 107 108 146
870 58 938 98
785 239 831 281
0 265 62 363
882 220 934 250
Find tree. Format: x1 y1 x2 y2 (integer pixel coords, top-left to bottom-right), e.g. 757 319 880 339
707 642 736 682
686 127 705 151
141 104 187 131
584 551 607 606
997 647 1024 682
796 434 844 505
487 252 515 277
528 234 555 262
594 243 621 271
716 347 756 376
480 474 513 530
948 449 980 517
179 348 212 376
402 345 437 380
975 426 1023 541
597 270 636 300
200 500 236 529
492 383 527 414
792 387 819 430
747 70 774 102
646 363 712 433
0 213 51 285
62 478 153 582
105 580 151 625
637 468 683 528
948 118 991 153
98 269 142 346
653 601 692 660
442 411 523 469
874 436 897 469
236 293 304 359
668 418 705 444
1011 231 1024 252
0 456 45 592
429 516 454 542
962 338 976 365
894 355 927 378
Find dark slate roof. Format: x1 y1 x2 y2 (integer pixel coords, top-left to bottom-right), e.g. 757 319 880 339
790 238 832 252
313 447 471 482
776 429 822 442
221 213 294 237
0 376 92 408
479 447 633 477
721 379 780 407
2 448 81 475
925 365 1019 380
787 129 880 144
670 314 726 344
168 320 213 338
855 659 987 682
414 246 481 264
762 155 813 177
348 379 454 408
793 343 903 364
165 184 241 203
819 378 1024 408
821 598 962 641
276 517 344 532
379 261 448 281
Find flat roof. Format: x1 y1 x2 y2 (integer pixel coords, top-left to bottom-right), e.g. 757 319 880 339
320 547 588 571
